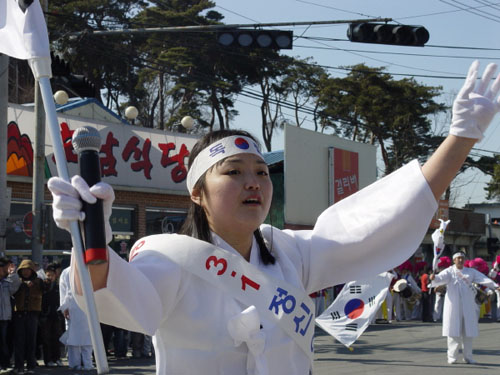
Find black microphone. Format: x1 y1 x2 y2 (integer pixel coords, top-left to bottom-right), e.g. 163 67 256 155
71 126 108 265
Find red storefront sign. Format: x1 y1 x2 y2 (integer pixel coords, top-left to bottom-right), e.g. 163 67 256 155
332 148 359 203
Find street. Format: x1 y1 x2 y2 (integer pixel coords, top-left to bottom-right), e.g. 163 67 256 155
313 318 500 375
26 318 500 375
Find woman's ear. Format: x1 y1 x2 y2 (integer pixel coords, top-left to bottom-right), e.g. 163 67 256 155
190 188 202 205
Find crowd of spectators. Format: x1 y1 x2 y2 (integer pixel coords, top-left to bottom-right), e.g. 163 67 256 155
2 252 497 373
0 257 154 374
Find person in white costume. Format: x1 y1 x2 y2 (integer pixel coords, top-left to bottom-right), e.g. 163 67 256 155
48 61 500 375
430 251 500 365
375 270 396 323
59 268 94 370
393 262 421 321
488 255 500 321
433 256 451 322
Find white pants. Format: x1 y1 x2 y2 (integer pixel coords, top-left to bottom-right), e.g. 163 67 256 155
433 293 445 322
67 345 93 369
447 316 474 362
393 293 412 320
393 293 404 320
495 290 500 321
410 299 421 320
447 336 473 362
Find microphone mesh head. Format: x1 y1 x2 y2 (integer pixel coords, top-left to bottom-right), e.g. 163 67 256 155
72 126 101 154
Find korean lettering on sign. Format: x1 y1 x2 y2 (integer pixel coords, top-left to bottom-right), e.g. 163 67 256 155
159 142 190 183
55 124 191 184
335 174 358 197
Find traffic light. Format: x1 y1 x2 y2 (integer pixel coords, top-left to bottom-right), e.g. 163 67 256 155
50 52 98 100
216 29 293 49
487 237 499 254
347 23 430 46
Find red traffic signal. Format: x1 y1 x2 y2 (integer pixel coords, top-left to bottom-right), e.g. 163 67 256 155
347 23 429 46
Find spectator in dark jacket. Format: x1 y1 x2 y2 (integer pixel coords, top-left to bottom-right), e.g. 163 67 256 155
12 259 49 374
0 258 20 371
40 264 64 367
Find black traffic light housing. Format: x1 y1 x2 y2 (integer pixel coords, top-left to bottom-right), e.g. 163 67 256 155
487 237 499 254
347 23 430 46
216 29 293 50
51 52 99 100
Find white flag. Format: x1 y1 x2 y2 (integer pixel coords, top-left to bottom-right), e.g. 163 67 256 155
315 272 394 348
431 219 450 272
0 0 51 77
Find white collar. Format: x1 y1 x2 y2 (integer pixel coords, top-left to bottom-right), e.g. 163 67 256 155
210 232 259 266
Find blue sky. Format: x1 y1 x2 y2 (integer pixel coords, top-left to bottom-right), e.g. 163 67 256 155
211 0 500 207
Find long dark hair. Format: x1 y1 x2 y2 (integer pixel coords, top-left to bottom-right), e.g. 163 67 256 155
179 130 275 265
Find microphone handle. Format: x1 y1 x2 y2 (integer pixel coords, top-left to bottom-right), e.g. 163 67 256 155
79 150 108 265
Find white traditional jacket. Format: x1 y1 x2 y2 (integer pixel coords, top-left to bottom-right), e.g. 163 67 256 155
73 160 437 375
60 267 92 346
431 265 498 338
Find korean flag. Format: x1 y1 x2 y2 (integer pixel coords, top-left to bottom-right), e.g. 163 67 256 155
315 272 394 348
431 219 450 271
0 0 51 77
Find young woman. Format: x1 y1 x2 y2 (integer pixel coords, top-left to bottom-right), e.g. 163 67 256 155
48 61 500 374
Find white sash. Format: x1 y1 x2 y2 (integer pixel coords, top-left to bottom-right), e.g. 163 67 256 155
454 268 484 303
129 233 315 362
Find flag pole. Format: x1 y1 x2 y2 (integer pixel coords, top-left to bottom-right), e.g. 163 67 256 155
38 76 109 374
0 54 8 256
1 1 108 370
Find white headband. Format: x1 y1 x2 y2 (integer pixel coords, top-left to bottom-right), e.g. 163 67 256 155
186 135 264 194
453 252 465 260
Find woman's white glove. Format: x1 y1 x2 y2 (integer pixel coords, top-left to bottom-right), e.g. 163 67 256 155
47 175 115 245
450 60 500 141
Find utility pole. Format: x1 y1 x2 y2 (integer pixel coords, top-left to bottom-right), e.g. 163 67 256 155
31 0 48 264
31 80 45 264
0 54 8 256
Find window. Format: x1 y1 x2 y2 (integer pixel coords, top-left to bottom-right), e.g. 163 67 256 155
146 208 187 236
6 201 72 251
109 207 136 258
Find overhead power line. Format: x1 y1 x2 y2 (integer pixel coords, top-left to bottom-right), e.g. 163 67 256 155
439 0 500 23
294 44 500 62
295 0 500 21
471 147 500 155
297 35 500 51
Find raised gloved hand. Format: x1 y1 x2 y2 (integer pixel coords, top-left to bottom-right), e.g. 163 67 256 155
450 60 500 140
47 175 115 245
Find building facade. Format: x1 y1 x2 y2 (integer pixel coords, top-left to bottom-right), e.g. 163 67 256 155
6 100 196 266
